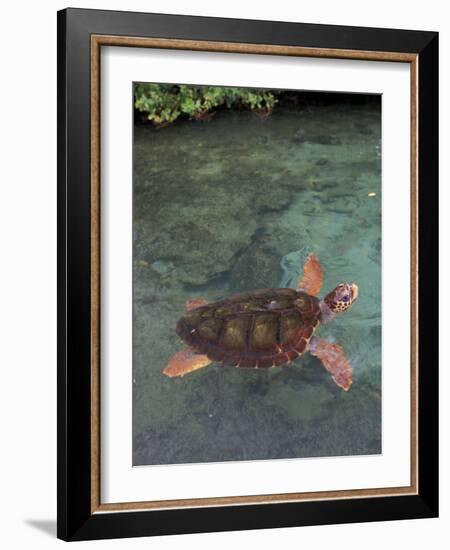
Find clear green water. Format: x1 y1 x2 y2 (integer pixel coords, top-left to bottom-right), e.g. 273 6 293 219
132 94 381 465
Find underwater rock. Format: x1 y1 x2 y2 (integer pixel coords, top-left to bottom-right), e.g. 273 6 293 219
135 192 258 286
291 128 307 144
256 135 269 145
247 174 294 214
312 135 342 146
375 237 381 254
266 379 333 422
369 242 381 265
311 177 336 192
150 260 175 276
229 234 281 291
291 129 342 146
353 122 374 135
315 158 329 166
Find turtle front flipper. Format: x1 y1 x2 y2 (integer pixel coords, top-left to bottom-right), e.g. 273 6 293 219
308 336 352 391
185 298 209 311
163 348 212 378
297 253 324 296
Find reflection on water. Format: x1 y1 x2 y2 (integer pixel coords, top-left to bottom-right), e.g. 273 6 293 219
132 93 381 466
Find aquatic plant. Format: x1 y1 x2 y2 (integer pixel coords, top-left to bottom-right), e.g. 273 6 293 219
134 83 278 127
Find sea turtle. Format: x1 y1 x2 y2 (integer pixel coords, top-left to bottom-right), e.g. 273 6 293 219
163 253 358 390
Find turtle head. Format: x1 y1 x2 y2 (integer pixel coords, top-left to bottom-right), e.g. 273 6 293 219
323 283 359 315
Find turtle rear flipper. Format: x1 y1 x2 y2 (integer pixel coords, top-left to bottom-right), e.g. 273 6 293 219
308 336 352 391
297 253 324 296
163 348 211 378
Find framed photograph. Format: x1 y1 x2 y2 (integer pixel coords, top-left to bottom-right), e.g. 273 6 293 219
57 8 438 541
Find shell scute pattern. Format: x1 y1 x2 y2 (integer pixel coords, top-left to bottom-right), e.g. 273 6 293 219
177 289 320 368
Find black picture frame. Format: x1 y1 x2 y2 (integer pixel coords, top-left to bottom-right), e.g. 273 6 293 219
57 7 438 541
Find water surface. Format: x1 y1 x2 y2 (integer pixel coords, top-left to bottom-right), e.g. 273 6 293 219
132 93 382 465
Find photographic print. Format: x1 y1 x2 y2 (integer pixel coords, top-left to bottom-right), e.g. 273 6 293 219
58 9 438 540
132 83 382 466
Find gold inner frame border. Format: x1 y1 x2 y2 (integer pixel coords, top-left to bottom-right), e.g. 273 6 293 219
90 35 419 514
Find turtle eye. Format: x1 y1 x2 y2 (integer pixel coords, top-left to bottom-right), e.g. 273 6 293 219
342 294 349 302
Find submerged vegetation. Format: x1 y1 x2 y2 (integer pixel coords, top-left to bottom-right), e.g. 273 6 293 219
134 83 279 127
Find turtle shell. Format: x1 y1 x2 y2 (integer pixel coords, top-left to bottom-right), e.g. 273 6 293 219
176 288 320 368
